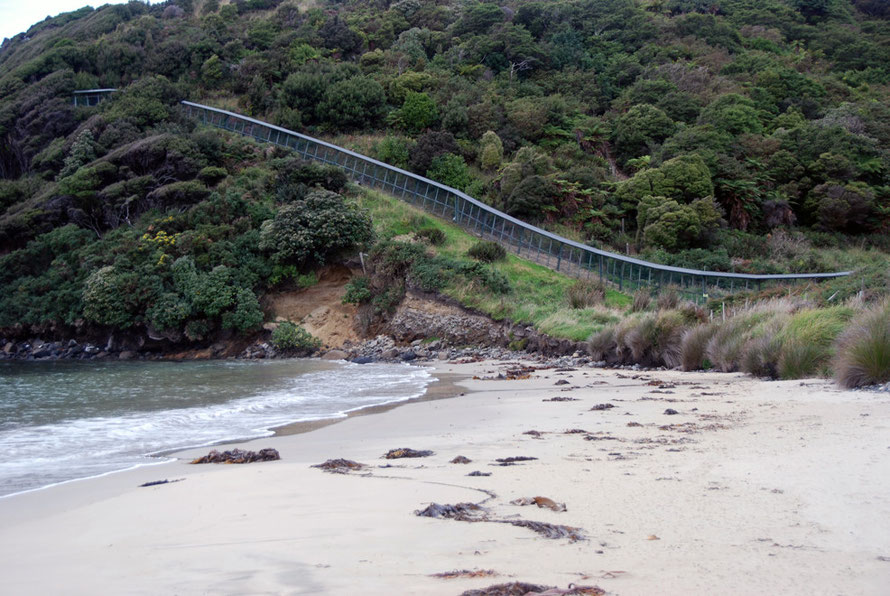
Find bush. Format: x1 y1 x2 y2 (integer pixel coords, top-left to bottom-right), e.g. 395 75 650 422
342 276 372 304
414 227 445 245
270 321 321 352
834 303 890 388
467 240 506 263
198 166 228 186
622 310 689 368
399 92 439 132
317 76 387 130
456 261 510 294
259 189 374 266
567 279 605 309
739 317 787 378
82 266 138 328
426 153 472 192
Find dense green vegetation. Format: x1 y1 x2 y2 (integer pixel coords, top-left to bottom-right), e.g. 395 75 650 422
0 0 887 381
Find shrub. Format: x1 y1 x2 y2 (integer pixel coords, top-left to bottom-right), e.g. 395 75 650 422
567 279 605 309
622 310 690 368
409 258 449 292
259 189 374 266
426 153 471 192
270 321 321 352
342 276 372 304
478 130 504 171
414 227 445 245
198 166 228 186
317 76 386 130
467 241 506 263
82 266 138 328
375 136 410 169
399 92 439 132
456 261 510 294
706 307 780 372
834 304 890 388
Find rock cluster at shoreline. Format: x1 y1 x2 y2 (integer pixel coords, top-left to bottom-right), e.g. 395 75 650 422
1 338 124 361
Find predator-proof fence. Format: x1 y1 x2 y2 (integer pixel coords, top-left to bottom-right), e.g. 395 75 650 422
177 99 851 302
72 88 116 107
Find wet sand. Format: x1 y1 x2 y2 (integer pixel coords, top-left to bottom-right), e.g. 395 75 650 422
0 360 888 595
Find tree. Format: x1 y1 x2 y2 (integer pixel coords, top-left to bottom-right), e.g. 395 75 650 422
698 94 763 136
426 153 471 191
399 92 438 132
612 104 676 162
637 196 723 250
615 154 714 214
259 189 374 266
317 77 387 130
806 182 874 232
409 131 459 174
478 131 504 171
82 266 139 327
58 129 97 179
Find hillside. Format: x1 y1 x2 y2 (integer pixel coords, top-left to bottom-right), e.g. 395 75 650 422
0 0 888 382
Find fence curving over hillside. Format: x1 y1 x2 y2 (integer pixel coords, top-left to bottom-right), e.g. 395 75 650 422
177 98 851 301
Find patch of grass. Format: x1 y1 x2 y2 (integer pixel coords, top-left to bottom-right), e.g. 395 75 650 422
538 308 618 342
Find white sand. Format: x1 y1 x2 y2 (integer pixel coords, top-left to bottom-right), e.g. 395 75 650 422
1 360 889 595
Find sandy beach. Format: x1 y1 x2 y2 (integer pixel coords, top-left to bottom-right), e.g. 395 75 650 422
1 359 889 595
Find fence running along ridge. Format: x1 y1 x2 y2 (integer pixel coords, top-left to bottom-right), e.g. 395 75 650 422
177 100 854 302
73 91 852 302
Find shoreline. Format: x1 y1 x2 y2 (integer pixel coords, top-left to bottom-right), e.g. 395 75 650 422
1 359 888 594
0 360 458 500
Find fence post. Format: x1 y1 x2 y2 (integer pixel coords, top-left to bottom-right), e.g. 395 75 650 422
556 242 562 271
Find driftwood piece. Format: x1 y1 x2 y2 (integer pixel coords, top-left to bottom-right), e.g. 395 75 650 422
510 496 567 512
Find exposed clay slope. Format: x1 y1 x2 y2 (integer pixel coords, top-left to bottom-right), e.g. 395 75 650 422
264 265 361 349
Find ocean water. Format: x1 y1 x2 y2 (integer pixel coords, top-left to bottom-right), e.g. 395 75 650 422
0 358 432 497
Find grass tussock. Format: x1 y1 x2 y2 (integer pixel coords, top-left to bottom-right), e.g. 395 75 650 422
632 288 651 312
834 303 890 388
656 287 680 311
681 323 717 371
567 279 606 309
777 306 854 379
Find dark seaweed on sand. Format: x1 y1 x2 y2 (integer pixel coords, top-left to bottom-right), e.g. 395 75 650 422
311 458 365 473
384 448 434 459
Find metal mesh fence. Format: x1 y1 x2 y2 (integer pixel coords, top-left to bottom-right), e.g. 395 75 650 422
179 100 851 302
